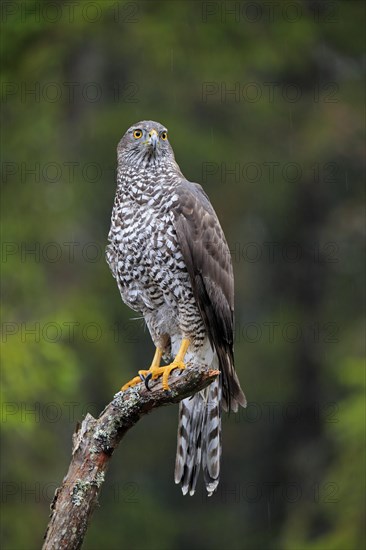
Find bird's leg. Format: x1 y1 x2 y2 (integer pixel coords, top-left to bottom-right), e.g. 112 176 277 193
121 347 163 391
145 338 190 391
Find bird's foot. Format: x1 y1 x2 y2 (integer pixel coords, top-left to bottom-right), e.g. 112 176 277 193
121 348 163 391
145 361 186 391
121 372 148 391
120 364 185 391
144 338 190 390
120 340 189 392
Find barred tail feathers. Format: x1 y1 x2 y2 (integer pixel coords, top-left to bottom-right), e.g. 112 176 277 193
174 376 222 496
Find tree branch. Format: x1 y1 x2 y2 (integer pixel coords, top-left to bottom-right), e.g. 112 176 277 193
42 363 219 550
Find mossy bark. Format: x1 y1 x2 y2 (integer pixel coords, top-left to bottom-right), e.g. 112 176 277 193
42 364 219 550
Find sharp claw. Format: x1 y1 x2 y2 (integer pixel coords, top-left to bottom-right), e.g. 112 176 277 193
139 372 146 382
144 372 152 391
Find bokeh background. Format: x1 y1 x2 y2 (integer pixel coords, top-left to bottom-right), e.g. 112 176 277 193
1 1 365 549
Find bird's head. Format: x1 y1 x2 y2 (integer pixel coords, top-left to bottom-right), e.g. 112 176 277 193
117 120 174 167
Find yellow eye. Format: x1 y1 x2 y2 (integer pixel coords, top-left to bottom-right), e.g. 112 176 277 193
133 129 142 139
161 131 168 141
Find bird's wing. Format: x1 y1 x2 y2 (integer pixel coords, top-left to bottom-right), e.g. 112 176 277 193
173 180 246 411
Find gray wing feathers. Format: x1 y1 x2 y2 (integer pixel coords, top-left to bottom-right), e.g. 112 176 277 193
173 180 246 411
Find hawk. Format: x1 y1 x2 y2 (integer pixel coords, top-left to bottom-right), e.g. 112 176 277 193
106 121 246 496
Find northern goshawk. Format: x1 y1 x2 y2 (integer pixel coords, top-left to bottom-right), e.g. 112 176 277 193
106 120 246 496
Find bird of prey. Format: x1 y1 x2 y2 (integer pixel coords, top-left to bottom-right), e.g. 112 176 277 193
106 120 246 496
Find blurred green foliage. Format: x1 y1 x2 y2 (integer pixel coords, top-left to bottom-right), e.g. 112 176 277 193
1 1 364 549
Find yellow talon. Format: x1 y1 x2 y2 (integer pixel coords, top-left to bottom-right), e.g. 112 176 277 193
120 339 190 391
161 360 186 391
121 375 143 391
154 338 190 390
121 347 163 390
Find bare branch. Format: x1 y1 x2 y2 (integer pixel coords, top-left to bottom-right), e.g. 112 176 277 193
42 363 219 550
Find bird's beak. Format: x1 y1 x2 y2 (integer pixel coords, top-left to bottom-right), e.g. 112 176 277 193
148 129 158 151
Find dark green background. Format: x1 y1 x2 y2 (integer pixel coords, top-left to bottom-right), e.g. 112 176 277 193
1 1 365 549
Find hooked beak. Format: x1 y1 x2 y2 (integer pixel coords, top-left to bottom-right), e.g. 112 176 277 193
148 129 158 151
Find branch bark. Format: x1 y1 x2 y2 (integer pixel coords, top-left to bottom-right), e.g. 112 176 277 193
42 363 219 550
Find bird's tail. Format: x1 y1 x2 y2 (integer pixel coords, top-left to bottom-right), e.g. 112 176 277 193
174 375 222 496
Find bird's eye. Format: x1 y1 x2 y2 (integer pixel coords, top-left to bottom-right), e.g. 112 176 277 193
161 131 168 141
133 129 143 139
